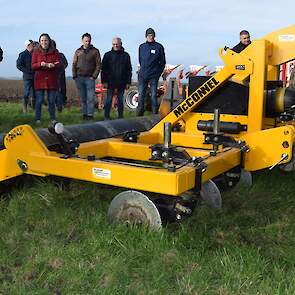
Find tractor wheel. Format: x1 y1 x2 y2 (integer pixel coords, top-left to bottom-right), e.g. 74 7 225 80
124 90 139 110
107 190 162 230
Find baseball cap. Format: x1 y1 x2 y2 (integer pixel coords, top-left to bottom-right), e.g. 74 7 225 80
24 39 33 47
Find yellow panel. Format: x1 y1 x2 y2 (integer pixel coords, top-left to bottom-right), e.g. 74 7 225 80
25 154 197 196
203 148 241 181
263 24 295 65
0 149 22 181
242 125 294 171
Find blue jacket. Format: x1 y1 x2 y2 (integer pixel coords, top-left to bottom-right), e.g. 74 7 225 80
138 41 166 80
16 49 34 80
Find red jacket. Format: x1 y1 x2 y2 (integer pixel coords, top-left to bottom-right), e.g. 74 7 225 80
32 46 61 90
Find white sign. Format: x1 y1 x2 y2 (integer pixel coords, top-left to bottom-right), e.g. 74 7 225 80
92 168 111 179
278 35 295 42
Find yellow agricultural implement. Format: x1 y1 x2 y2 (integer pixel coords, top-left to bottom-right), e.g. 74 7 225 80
1 25 295 229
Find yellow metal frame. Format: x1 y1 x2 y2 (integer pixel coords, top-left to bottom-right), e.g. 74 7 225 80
1 25 295 197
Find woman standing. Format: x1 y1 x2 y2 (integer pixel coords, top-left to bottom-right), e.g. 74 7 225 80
32 33 60 123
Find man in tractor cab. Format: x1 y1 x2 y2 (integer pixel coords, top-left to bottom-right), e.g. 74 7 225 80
232 30 251 53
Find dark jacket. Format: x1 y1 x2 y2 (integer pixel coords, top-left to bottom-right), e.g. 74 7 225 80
16 49 34 80
138 41 166 80
72 45 101 79
101 47 132 90
232 41 251 53
32 46 61 90
60 52 68 71
0 47 3 62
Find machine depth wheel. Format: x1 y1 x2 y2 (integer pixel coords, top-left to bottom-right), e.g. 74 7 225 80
107 190 162 230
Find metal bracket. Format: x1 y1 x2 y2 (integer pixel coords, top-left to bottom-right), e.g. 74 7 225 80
122 130 140 142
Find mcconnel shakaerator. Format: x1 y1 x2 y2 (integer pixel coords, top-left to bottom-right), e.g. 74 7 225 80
1 25 295 229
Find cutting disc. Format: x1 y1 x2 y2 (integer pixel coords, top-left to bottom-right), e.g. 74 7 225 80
107 190 162 230
200 179 222 210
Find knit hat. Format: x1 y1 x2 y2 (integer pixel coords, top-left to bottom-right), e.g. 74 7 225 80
145 28 155 37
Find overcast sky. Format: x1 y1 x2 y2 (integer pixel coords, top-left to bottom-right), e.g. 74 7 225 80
0 0 294 78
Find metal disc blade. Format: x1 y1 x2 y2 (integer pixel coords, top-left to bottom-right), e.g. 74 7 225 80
200 179 222 210
279 144 295 172
107 190 162 230
279 157 295 172
239 169 253 186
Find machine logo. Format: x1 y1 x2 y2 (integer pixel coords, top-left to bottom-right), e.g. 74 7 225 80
173 77 220 118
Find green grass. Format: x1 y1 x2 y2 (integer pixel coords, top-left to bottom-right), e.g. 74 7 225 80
0 102 136 132
1 103 295 294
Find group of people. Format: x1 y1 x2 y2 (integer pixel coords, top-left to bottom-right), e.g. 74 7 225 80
11 27 166 123
0 29 255 123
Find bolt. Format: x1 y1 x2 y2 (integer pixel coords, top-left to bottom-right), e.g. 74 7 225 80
152 151 158 157
162 151 169 158
176 214 182 220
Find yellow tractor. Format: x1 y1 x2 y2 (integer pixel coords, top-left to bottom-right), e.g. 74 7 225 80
1 25 295 229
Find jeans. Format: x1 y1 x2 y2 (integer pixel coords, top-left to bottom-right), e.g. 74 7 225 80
23 79 35 108
35 89 57 121
60 72 67 105
104 88 125 119
137 77 159 116
75 76 95 116
56 91 63 112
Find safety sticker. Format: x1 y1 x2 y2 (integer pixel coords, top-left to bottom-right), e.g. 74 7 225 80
92 168 111 179
278 35 295 42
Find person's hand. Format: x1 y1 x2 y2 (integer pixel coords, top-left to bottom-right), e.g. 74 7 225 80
125 84 130 90
90 77 95 80
41 61 46 67
48 63 55 68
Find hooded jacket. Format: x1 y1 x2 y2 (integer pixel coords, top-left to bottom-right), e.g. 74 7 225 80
32 46 61 90
101 47 132 89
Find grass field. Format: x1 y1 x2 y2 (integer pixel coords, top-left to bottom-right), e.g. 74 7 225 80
0 103 295 294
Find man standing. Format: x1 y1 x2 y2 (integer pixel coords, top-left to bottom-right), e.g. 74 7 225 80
101 37 132 120
137 28 166 116
232 30 251 53
16 40 35 112
72 33 101 120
